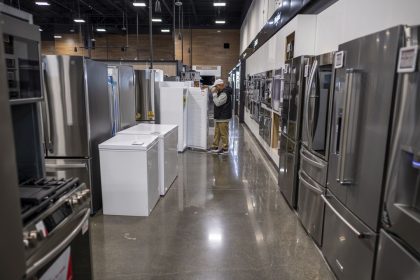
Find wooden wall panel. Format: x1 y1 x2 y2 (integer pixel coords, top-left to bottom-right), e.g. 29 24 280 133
41 29 240 81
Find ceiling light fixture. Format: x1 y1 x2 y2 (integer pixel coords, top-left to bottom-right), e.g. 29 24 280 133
35 1 50 5
213 2 226 7
133 1 146 6
215 20 225 24
74 18 85 23
152 18 162 22
54 35 62 39
161 29 170 33
217 30 221 33
96 28 106 32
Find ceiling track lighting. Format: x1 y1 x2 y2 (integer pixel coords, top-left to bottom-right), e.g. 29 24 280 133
213 2 226 7
35 2 50 6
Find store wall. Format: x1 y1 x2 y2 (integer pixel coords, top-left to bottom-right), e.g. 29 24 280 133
175 29 240 81
245 0 420 75
241 0 282 53
41 33 174 60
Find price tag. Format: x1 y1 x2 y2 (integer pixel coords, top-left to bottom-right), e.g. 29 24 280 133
304 64 309 77
335 51 344 69
397 46 418 73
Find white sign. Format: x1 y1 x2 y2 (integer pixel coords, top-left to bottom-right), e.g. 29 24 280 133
335 51 344 69
397 46 418 73
40 247 72 280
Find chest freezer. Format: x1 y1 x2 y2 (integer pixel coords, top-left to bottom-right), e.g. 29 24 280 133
118 124 178 196
99 134 159 216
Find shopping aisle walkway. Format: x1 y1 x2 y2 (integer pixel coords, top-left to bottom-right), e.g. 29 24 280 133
91 120 335 280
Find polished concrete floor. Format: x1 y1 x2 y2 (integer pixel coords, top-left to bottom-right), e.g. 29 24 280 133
91 121 335 280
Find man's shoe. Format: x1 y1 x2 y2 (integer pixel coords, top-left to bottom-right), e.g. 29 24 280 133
207 147 219 153
218 149 229 155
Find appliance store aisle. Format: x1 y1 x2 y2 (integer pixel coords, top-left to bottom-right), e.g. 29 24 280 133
90 121 334 280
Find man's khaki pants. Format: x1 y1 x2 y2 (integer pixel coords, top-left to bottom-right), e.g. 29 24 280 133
212 121 229 150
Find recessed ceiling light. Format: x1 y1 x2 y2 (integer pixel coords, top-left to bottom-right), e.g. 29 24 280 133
213 2 226 7
161 29 170 33
152 18 162 22
96 28 106 32
74 18 85 23
35 1 50 5
215 20 225 24
39 28 43 32
133 2 146 7
54 35 62 39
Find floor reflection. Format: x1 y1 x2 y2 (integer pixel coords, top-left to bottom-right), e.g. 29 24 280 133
91 119 335 280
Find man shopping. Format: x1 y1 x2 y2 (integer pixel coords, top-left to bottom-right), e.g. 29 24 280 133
208 79 233 155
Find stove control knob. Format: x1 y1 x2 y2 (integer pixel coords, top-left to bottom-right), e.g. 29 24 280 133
72 195 80 205
23 230 40 247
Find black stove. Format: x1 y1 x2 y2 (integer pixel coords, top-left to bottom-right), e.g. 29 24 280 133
20 177 80 224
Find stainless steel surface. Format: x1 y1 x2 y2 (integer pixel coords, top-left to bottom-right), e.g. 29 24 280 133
382 25 420 262
322 191 376 280
321 194 364 238
135 69 159 121
297 170 324 246
336 69 361 185
327 26 404 230
42 56 111 213
374 230 420 280
42 55 89 157
300 147 328 185
302 52 334 160
278 133 298 208
45 158 92 201
25 209 90 278
0 22 26 280
118 66 136 130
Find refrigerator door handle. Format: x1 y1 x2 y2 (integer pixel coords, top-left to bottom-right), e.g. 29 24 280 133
42 64 53 153
321 194 370 239
336 69 361 185
306 60 318 148
45 163 88 169
299 171 323 194
300 148 325 169
25 209 90 278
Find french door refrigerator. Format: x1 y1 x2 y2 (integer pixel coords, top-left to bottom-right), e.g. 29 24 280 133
42 55 112 213
375 25 420 279
322 26 405 280
297 52 334 247
278 56 310 209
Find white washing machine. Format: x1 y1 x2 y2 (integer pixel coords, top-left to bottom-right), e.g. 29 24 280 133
99 134 159 216
118 124 178 196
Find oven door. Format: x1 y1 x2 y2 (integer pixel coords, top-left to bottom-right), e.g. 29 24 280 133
25 208 92 280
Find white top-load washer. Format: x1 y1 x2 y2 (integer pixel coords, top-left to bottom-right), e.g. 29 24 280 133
118 124 178 196
99 134 160 216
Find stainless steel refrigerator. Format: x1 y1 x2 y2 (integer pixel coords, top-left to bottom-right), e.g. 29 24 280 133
297 52 334 246
108 65 136 135
375 25 420 279
322 26 405 280
135 69 164 122
42 55 112 213
278 56 310 209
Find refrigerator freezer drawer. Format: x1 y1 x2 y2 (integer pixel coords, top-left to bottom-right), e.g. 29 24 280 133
322 192 376 280
300 146 328 186
297 170 325 246
375 230 420 280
